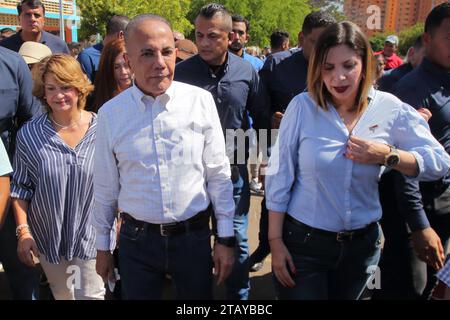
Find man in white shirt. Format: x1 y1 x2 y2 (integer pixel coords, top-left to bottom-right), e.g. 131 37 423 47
93 14 235 299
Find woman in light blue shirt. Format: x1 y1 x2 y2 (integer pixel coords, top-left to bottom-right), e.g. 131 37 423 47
265 21 450 300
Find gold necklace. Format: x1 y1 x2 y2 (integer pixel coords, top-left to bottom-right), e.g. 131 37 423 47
50 111 82 130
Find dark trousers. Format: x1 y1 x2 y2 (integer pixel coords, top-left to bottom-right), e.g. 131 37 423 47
276 217 382 300
257 197 269 253
374 175 450 300
118 217 213 300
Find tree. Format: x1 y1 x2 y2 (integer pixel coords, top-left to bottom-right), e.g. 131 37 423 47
369 30 394 53
309 0 346 21
77 0 193 41
397 23 424 57
187 0 312 47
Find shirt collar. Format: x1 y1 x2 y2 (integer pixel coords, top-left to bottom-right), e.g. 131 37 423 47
131 81 173 112
198 51 230 79
19 29 45 44
420 58 450 90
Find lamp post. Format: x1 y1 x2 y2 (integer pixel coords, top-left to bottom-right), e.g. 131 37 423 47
59 0 65 41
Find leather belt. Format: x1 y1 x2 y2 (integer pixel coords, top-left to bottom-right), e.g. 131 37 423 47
285 214 378 242
121 206 211 237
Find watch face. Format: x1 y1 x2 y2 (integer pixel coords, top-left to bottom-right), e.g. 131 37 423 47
386 154 400 167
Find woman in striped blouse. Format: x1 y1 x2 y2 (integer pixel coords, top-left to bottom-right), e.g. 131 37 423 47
11 54 105 300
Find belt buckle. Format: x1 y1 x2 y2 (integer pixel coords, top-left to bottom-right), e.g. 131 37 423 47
160 222 177 236
336 231 353 242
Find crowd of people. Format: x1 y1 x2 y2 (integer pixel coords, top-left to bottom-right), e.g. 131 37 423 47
0 0 450 300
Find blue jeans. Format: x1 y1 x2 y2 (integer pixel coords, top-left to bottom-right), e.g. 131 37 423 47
226 164 250 300
118 217 213 300
0 209 39 300
275 217 382 300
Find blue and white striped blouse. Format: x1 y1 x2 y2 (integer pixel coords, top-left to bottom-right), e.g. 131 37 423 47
11 112 97 264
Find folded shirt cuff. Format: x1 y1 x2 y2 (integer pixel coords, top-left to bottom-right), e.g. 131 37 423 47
95 233 111 251
265 202 288 213
216 218 234 237
404 209 430 232
410 151 425 179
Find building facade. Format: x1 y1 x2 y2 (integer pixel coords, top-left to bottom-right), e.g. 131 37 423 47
0 0 79 42
344 0 447 36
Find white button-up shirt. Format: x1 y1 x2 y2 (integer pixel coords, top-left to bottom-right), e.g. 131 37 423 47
266 88 450 232
92 81 235 250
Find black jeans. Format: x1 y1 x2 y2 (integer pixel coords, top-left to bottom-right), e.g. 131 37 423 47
118 217 213 300
275 217 382 300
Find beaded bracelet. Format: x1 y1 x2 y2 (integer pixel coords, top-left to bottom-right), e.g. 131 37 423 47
15 224 30 238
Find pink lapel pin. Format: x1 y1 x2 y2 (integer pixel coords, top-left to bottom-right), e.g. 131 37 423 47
369 124 379 133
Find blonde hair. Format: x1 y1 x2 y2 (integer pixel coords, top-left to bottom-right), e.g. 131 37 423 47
307 21 376 114
33 54 94 112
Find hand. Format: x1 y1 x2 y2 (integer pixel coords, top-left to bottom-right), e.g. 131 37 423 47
270 238 296 288
96 250 116 284
212 243 235 285
411 227 445 270
417 108 432 122
271 112 284 129
345 135 390 165
17 233 40 267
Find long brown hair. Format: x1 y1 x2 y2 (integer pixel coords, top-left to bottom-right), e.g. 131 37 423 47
90 38 129 112
307 21 376 114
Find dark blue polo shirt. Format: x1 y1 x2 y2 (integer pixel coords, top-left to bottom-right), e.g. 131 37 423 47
259 49 308 113
174 52 269 133
393 58 450 152
378 62 413 93
0 47 40 158
77 43 103 82
0 30 69 54
393 58 450 217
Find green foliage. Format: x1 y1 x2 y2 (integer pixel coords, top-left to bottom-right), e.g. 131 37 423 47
77 0 193 41
369 30 393 53
187 0 312 47
309 0 346 22
398 23 424 56
78 0 315 47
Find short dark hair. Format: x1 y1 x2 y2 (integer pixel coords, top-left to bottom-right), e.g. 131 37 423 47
425 2 450 34
413 35 424 50
67 42 81 50
301 11 336 35
106 14 130 36
0 27 14 34
197 3 232 32
232 14 250 33
270 30 290 50
17 0 45 15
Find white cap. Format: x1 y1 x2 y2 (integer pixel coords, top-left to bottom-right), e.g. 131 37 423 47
385 35 399 46
18 41 52 64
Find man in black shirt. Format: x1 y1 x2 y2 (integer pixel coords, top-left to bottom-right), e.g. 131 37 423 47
175 3 269 300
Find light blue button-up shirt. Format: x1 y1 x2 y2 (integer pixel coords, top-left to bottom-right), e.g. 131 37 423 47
266 88 450 232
